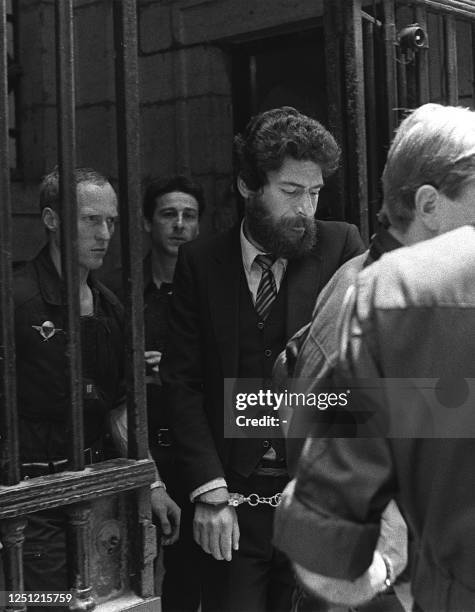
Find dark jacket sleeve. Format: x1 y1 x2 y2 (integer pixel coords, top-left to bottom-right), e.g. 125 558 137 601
160 245 225 494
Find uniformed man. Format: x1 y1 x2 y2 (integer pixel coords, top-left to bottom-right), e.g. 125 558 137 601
10 167 179 607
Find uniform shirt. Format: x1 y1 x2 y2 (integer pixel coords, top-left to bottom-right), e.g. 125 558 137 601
14 247 125 462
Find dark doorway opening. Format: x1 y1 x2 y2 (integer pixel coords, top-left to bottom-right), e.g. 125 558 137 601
231 27 340 221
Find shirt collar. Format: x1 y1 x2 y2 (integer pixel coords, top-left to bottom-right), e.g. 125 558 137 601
239 219 287 272
35 245 98 307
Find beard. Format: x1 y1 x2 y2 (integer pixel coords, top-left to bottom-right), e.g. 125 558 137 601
245 196 317 259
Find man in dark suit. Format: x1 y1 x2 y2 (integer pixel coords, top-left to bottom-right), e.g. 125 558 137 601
161 106 364 611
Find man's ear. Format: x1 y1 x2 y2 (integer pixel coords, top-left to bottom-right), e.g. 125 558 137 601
143 217 151 233
41 207 59 232
414 184 440 231
237 176 256 200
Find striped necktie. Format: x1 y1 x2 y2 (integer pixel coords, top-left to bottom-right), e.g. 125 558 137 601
255 254 277 320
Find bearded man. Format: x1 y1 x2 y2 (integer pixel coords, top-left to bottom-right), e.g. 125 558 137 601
160 106 364 611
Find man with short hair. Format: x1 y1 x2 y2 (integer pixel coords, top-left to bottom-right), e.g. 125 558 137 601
274 103 475 610
141 175 204 611
161 106 364 611
11 167 175 606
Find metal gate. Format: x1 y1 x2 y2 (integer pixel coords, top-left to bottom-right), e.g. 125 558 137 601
324 0 475 242
0 1 159 609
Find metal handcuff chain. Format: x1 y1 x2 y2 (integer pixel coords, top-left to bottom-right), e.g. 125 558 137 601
227 492 282 508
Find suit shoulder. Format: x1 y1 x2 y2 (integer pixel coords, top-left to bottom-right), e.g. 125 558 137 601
316 219 358 236
179 226 238 259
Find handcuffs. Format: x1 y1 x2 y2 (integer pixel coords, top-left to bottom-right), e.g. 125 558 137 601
227 492 282 507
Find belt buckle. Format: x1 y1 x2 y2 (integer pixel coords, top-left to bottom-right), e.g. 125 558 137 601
157 428 172 447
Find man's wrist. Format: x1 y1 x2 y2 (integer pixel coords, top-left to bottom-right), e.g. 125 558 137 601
379 552 395 590
151 480 167 492
196 486 229 505
371 551 393 594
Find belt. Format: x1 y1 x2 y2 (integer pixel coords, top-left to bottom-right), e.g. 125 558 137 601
21 447 104 479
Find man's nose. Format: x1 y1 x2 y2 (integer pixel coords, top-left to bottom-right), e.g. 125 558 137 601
96 220 111 241
296 191 317 216
174 213 185 229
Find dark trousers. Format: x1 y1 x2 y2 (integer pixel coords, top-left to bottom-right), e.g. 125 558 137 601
22 508 69 612
161 499 201 612
151 442 201 612
199 472 294 612
0 511 68 612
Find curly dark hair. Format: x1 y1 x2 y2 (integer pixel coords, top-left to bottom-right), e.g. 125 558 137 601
142 174 205 223
234 106 341 190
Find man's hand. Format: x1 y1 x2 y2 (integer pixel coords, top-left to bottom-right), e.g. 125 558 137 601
193 487 239 561
151 487 181 545
376 499 408 578
145 350 162 374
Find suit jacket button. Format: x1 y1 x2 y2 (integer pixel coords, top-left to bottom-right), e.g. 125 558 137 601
257 321 264 330
263 440 270 448
264 349 272 357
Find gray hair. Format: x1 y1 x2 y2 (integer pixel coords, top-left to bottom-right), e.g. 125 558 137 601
382 103 475 230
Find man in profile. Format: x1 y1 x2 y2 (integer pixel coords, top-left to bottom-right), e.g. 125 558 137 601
275 103 475 610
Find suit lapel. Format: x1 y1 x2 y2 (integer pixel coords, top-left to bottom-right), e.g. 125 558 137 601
285 246 323 339
208 226 242 378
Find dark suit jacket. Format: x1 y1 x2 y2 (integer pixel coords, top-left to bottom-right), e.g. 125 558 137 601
160 221 364 494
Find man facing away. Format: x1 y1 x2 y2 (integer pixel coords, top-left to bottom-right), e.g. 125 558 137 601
274 103 475 610
161 106 364 611
8 168 175 608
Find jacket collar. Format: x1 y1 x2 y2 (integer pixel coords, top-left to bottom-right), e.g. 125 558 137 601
34 245 96 306
208 223 324 373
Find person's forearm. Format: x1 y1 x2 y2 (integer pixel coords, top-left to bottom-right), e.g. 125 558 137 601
109 404 163 482
294 550 388 607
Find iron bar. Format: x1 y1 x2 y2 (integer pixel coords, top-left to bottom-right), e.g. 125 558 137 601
407 0 475 20
55 0 84 471
323 0 346 219
473 24 475 105
363 19 380 234
415 4 430 104
397 52 409 109
113 0 147 461
0 458 157 520
445 14 459 104
128 487 156 598
67 503 95 611
0 0 20 486
0 518 27 612
382 0 398 139
344 0 370 243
